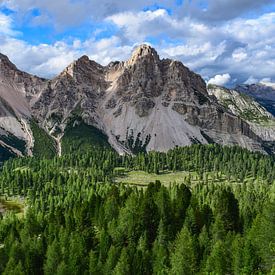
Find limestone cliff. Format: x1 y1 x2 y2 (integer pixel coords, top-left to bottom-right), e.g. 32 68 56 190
0 45 273 156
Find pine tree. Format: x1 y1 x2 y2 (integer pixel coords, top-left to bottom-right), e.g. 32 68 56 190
231 234 244 274
113 248 130 275
204 240 227 274
44 239 61 275
103 245 120 274
56 261 69 275
89 250 100 274
3 259 25 275
152 220 169 274
170 227 197 275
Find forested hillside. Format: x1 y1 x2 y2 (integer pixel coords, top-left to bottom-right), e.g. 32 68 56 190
0 145 274 274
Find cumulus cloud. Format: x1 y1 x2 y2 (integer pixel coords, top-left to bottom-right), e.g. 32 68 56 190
107 9 195 42
232 48 247 62
0 12 18 36
182 0 273 22
0 36 81 77
0 33 134 78
3 0 272 28
208 74 231 86
244 76 258 85
261 77 271 83
0 2 275 85
1 0 176 29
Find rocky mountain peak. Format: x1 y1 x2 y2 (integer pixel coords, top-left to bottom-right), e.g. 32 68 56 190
59 55 103 81
0 53 19 74
128 44 160 65
0 52 45 96
0 47 274 156
235 82 275 116
77 55 90 63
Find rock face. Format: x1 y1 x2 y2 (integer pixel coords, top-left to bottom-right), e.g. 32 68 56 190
208 85 275 148
0 45 273 156
235 82 275 116
0 53 42 158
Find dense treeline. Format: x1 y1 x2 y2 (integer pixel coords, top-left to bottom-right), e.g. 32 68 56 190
125 145 275 182
0 144 274 274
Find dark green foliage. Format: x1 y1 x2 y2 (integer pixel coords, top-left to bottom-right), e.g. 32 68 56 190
121 130 151 154
0 145 15 163
170 227 198 274
240 108 270 123
30 121 56 158
61 119 113 154
194 90 209 105
0 144 274 274
0 134 26 155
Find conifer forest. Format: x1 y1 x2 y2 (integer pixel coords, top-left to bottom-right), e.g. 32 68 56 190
0 144 274 274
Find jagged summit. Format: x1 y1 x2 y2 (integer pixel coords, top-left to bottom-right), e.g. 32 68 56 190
77 55 90 62
235 82 275 116
59 54 103 80
128 44 160 65
0 46 274 157
0 52 46 92
0 53 18 72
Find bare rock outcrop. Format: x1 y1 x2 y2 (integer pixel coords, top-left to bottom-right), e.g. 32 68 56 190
0 45 273 155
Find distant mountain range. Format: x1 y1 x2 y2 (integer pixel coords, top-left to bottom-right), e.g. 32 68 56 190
235 82 275 116
0 44 274 161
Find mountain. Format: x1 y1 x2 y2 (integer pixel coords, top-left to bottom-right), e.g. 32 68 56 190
208 84 275 153
235 82 275 116
0 45 273 159
0 53 40 161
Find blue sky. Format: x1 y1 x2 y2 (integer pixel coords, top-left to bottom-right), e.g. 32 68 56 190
0 0 275 86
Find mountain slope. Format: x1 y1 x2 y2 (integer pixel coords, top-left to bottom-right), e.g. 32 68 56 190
29 45 264 154
235 82 275 116
0 45 273 157
0 53 44 160
208 85 275 153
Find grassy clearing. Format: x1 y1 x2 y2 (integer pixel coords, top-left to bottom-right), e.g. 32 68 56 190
0 197 25 217
115 170 190 187
13 166 31 172
115 170 253 188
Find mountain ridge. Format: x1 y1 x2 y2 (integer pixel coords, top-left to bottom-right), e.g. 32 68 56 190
0 44 274 159
235 82 275 116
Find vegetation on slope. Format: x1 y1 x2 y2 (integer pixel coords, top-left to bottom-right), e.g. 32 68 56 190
0 134 26 155
0 133 26 163
0 145 15 163
208 85 274 125
30 121 56 158
61 118 113 154
0 144 274 274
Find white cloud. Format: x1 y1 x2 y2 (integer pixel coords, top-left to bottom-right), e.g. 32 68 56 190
0 36 81 77
232 48 247 62
244 76 258 84
261 77 271 83
107 9 189 42
0 34 134 78
0 3 275 85
0 12 19 36
181 0 272 22
83 36 133 65
208 74 231 86
1 0 176 29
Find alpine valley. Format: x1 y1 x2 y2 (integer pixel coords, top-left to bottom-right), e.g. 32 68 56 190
0 44 274 162
0 44 275 275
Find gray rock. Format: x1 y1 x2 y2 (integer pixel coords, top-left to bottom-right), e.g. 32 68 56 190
0 44 273 155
